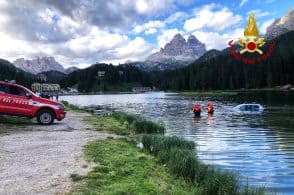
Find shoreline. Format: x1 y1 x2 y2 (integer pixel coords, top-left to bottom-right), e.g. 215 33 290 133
59 87 294 97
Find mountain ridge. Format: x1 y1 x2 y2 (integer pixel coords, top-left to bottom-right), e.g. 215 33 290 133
13 56 65 75
147 33 206 63
265 8 294 39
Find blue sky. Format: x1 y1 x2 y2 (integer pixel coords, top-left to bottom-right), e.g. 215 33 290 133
0 0 292 68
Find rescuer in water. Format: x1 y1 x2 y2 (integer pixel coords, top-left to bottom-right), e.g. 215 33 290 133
193 103 201 117
207 102 214 114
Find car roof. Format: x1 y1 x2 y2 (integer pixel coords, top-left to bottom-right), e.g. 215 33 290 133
237 103 262 106
0 81 27 89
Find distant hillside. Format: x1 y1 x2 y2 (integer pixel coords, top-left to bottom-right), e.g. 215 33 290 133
60 63 151 92
0 59 35 87
37 71 67 83
65 66 79 74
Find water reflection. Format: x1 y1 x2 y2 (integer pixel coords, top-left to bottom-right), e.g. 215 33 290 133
60 91 294 194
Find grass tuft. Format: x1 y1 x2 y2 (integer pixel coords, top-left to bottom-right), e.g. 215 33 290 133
142 135 195 155
70 173 83 182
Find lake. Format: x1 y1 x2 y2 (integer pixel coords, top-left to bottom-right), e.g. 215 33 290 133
60 91 294 194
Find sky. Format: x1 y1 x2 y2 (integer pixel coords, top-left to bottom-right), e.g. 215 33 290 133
0 0 293 68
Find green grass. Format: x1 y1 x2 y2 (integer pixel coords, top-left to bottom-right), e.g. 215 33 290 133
72 138 200 194
61 100 92 113
142 135 195 155
0 115 33 134
84 115 129 135
179 91 238 97
85 111 165 135
0 115 32 124
112 111 165 134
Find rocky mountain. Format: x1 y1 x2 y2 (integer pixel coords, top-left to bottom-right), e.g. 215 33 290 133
147 34 206 63
265 8 294 39
65 66 79 74
13 56 65 74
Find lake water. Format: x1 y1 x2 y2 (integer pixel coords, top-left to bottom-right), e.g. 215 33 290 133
60 91 294 194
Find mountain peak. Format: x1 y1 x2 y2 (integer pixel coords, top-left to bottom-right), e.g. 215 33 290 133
265 7 294 39
147 33 206 64
13 56 65 74
173 33 185 41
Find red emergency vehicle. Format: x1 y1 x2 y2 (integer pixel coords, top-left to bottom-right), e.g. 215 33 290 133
0 81 66 125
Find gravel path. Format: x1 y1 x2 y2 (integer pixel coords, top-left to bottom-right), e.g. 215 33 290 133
0 111 115 195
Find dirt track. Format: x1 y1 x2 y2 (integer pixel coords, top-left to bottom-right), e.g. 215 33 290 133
0 111 114 195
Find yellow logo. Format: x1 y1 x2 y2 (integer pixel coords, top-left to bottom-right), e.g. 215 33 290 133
238 13 265 54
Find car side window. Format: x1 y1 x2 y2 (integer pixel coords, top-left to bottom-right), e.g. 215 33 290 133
240 105 245 111
8 86 27 97
0 84 9 94
253 105 259 111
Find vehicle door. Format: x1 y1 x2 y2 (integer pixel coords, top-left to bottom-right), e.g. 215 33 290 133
6 85 34 116
0 83 12 114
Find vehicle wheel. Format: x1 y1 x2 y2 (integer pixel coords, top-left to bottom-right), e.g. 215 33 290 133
37 109 55 125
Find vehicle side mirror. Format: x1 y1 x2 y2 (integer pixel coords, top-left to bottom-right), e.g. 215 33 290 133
26 93 32 99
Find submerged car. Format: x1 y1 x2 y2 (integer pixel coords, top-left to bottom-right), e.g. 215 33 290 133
0 80 66 125
233 103 264 113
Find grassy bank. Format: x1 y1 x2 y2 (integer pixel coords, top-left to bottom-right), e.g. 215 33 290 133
84 111 164 135
61 100 90 113
179 91 238 97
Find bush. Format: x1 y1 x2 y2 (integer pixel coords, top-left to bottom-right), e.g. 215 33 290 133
113 112 165 134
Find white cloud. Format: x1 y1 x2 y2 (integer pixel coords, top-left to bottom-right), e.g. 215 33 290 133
135 0 174 15
114 37 153 61
164 11 188 24
157 28 183 48
260 19 275 34
0 22 152 68
239 0 248 7
145 28 157 35
192 28 243 50
247 9 270 18
133 20 165 34
184 4 242 32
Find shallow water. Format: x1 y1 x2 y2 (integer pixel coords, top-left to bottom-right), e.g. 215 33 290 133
61 91 294 194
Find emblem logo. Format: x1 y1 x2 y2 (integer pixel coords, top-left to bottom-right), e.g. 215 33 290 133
239 13 265 54
228 13 276 64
